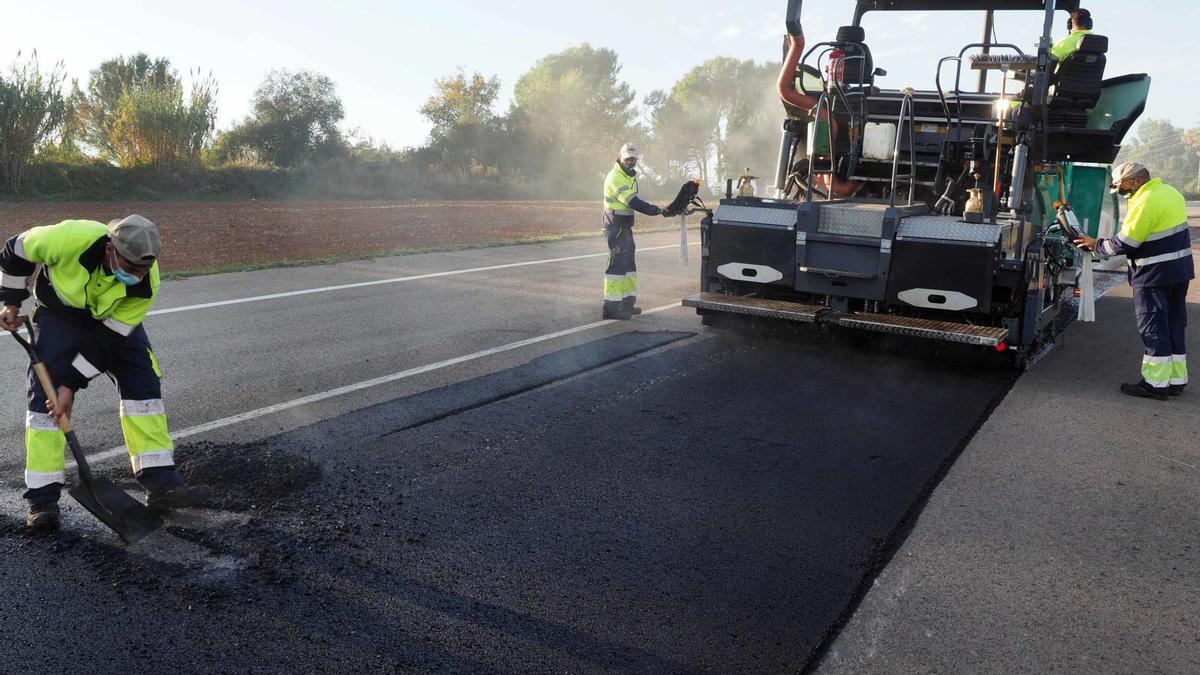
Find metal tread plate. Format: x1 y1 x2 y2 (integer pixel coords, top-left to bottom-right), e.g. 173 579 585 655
817 205 885 237
683 293 827 323
897 216 1003 244
713 204 797 228
835 312 1009 347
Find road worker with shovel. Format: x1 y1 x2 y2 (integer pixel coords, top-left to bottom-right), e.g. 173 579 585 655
0 215 208 530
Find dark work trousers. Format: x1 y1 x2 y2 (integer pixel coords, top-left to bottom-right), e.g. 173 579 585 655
603 225 637 314
1133 281 1189 390
23 309 182 506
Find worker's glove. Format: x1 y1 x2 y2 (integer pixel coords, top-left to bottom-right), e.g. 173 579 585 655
647 205 662 217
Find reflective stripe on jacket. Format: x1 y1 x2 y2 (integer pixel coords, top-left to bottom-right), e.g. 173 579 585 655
0 220 160 389
1097 179 1194 288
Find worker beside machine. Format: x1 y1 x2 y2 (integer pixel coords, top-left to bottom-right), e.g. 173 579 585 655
1073 163 1193 400
602 143 665 321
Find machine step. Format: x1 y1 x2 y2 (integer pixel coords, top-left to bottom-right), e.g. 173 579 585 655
833 312 1009 347
683 293 827 323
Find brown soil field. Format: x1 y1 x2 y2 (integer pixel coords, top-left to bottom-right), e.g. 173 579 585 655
0 200 606 274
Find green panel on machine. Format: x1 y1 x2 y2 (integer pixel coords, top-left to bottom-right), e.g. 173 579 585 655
1036 165 1111 238
1035 172 1064 230
1064 164 1109 237
808 118 832 156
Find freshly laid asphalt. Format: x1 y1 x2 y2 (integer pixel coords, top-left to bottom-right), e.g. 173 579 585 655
0 325 1014 672
819 232 1200 673
0 223 1174 672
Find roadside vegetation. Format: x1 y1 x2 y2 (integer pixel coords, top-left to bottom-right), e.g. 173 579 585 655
1 48 1197 201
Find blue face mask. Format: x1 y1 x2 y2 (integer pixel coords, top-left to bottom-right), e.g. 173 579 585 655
113 267 142 285
109 250 144 285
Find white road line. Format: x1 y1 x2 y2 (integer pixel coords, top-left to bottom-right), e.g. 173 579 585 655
1156 454 1197 470
151 242 700 316
93 301 686 463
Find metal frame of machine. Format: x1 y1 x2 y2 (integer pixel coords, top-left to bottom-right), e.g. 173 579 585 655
683 0 1150 367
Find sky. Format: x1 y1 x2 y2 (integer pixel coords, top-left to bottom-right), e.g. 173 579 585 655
3 0 1197 150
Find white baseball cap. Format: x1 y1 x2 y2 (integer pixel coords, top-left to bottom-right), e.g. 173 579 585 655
619 143 640 161
1109 161 1148 193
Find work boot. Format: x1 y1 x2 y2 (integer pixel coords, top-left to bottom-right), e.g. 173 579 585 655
1168 384 1185 397
146 484 212 513
602 306 632 321
1119 382 1168 401
26 502 60 531
627 306 643 316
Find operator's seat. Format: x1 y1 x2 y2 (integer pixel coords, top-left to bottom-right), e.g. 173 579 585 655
823 25 875 162
1047 34 1108 127
832 25 874 92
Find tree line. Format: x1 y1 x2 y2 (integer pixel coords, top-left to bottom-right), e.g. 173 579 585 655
1115 119 1200 198
0 45 787 200
1 46 1196 200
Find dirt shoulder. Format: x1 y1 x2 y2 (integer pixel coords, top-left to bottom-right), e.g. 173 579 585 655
0 200 618 275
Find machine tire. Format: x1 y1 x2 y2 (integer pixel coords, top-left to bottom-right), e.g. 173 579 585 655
1010 349 1030 371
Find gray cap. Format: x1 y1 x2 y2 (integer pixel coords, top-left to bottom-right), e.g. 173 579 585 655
107 215 161 263
1110 161 1148 188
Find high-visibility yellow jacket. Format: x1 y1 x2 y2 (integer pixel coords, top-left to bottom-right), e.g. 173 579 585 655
0 219 160 389
1050 29 1093 64
1097 178 1194 288
603 162 660 228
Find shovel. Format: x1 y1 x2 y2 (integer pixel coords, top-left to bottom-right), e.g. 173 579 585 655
10 316 162 544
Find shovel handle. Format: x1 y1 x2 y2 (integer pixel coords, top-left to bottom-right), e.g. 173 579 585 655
31 362 72 434
9 316 73 434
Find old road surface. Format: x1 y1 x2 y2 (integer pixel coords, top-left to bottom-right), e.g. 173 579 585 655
0 230 1016 672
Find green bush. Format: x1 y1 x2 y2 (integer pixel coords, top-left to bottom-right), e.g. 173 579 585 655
0 52 69 192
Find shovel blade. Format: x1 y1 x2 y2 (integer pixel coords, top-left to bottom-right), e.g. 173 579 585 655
69 479 163 545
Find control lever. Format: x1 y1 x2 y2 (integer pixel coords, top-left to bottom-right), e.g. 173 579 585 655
1054 204 1084 242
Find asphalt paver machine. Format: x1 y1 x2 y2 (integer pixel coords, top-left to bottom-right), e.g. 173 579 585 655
683 0 1149 367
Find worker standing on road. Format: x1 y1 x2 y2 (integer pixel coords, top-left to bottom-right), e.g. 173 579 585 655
0 215 209 530
1050 8 1094 66
602 143 666 320
1075 163 1193 400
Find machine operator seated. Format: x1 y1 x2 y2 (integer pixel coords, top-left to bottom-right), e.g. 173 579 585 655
1050 8 1094 70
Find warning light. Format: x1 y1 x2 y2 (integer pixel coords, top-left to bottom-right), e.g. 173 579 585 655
994 342 1007 352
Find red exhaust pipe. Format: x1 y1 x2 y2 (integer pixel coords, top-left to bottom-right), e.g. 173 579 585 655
777 28 863 200
778 34 818 117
